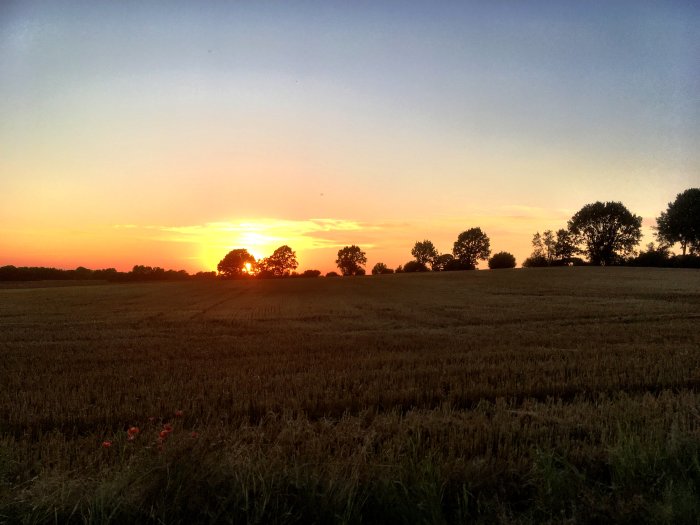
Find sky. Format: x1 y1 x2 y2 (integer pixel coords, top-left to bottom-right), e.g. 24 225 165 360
1 0 699 273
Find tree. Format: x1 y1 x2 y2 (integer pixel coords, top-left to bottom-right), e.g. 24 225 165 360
452 228 491 269
300 269 321 278
217 249 256 278
656 188 700 256
488 252 516 269
372 262 394 275
411 240 438 268
335 245 367 276
542 230 556 263
526 232 548 267
258 245 298 277
567 202 642 265
531 232 544 259
554 229 577 263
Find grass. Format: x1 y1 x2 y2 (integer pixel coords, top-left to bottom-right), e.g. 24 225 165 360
0 267 699 523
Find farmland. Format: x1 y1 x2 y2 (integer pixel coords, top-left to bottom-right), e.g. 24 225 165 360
1 267 699 524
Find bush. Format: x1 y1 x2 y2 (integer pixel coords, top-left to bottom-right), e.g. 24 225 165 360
371 263 394 275
522 255 549 268
301 270 321 278
402 261 429 273
670 254 700 268
443 259 475 271
488 252 516 269
325 271 340 277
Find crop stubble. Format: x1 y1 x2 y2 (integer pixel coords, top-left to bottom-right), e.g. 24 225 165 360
0 267 699 523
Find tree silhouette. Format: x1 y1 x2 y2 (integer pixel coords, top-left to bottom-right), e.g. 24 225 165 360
526 229 577 267
335 245 367 276
568 202 642 265
258 245 298 277
217 249 256 278
488 252 516 269
431 253 454 272
453 228 491 269
656 188 700 256
526 232 549 267
554 229 577 263
411 240 438 268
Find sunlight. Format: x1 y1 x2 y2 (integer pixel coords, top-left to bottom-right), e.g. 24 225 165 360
172 219 369 271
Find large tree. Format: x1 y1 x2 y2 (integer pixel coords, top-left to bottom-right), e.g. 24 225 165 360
258 245 298 277
411 240 438 268
568 201 642 265
453 228 491 269
217 249 256 278
336 245 367 276
656 188 700 256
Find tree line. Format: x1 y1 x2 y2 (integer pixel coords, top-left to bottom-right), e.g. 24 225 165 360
216 188 699 278
522 189 700 268
1 188 697 282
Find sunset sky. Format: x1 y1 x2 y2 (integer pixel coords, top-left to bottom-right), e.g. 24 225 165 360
2 1 698 273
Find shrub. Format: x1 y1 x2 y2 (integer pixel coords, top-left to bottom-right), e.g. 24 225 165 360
488 252 516 269
522 255 549 268
402 261 429 273
443 259 475 271
372 263 394 275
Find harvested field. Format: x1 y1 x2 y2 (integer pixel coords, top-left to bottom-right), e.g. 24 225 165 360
1 267 699 524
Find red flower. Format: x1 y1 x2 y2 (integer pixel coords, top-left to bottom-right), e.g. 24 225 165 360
175 410 184 418
127 426 140 436
190 431 199 438
102 441 112 448
163 423 173 433
159 430 170 439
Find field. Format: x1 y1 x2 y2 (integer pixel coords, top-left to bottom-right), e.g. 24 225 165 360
1 267 699 524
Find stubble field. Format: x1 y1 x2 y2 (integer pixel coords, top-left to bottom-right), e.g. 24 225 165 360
1 267 699 524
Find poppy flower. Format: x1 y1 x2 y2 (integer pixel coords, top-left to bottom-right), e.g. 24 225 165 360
102 441 112 448
190 431 199 438
159 430 170 439
175 410 184 418
163 424 173 433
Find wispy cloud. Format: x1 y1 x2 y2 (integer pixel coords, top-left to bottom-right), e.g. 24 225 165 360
113 218 382 261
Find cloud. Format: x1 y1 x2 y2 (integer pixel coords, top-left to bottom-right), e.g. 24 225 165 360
113 218 381 259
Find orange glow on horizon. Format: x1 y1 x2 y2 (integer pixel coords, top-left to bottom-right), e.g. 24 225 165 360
0 213 660 275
